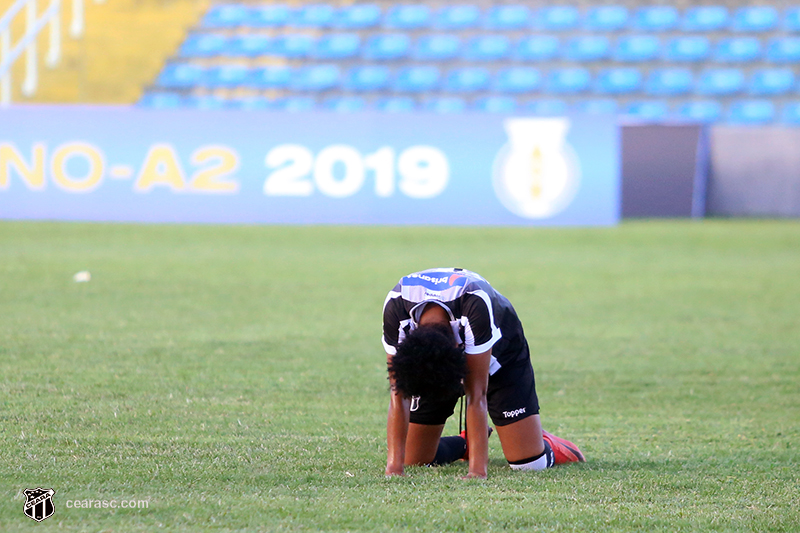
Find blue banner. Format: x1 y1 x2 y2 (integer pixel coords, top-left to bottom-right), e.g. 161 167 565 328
0 106 619 225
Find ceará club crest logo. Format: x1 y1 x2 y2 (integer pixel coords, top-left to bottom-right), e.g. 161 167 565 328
492 118 582 219
23 488 56 522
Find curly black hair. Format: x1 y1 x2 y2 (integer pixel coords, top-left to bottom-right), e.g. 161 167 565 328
388 323 466 399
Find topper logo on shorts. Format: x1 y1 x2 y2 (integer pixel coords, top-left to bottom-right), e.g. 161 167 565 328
502 407 526 418
404 273 467 290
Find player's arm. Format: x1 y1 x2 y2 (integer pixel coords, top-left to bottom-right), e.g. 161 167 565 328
385 353 411 476
463 348 491 479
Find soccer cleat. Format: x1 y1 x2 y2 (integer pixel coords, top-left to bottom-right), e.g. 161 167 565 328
460 426 493 461
542 430 585 464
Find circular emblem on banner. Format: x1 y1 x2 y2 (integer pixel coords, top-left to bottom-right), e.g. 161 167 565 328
492 118 581 219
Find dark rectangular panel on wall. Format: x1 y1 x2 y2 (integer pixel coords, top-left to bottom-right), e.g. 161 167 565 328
621 124 708 218
709 127 800 217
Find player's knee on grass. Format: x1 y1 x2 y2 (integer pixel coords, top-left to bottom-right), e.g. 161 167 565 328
508 440 554 471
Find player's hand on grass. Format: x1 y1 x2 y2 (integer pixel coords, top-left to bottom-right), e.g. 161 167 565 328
385 464 405 477
463 471 487 480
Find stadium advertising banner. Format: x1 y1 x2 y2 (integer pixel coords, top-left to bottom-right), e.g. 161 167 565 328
0 107 619 225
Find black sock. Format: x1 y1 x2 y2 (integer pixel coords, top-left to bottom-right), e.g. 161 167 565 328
431 435 467 465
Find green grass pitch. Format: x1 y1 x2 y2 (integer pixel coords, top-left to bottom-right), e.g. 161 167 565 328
1 220 798 532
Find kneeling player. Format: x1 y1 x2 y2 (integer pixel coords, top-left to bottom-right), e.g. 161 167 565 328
383 268 584 479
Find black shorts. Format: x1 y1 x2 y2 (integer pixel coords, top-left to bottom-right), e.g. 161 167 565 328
408 361 540 427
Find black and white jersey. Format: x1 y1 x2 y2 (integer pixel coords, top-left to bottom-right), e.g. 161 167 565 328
382 268 530 375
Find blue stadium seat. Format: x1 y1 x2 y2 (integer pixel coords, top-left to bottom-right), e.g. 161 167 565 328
766 37 800 63
385 5 431 29
344 66 391 91
393 66 440 92
749 69 795 95
633 6 678 31
663 36 711 62
323 97 367 112
563 36 610 61
783 103 800 125
697 69 745 95
576 99 618 114
546 68 591 94
595 68 642 94
444 68 490 92
474 96 517 113
624 101 669 121
203 65 249 88
227 35 271 57
249 5 291 27
646 69 693 96
292 4 334 27
714 38 761 63
464 35 511 61
525 99 568 116
583 6 628 32
493 67 542 93
139 92 183 109
731 7 778 32
334 4 381 29
249 66 291 89
313 34 361 59
484 5 531 29
201 5 248 28
272 35 315 58
681 6 728 32
290 65 341 91
376 97 416 112
537 6 580 31
614 36 660 62
414 35 461 61
785 8 800 32
435 5 481 30
275 97 316 112
179 34 226 57
516 36 559 61
728 100 776 124
157 63 204 88
229 97 275 111
185 95 228 110
423 97 467 113
363 34 411 60
676 100 722 122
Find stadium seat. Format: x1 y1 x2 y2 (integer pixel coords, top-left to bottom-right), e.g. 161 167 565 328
525 99 568 116
290 65 341 91
229 96 275 110
728 100 776 124
783 103 800 124
423 97 467 113
595 68 642 94
646 69 694 96
249 66 292 89
484 5 531 29
201 5 248 28
681 6 728 32
313 34 361 59
473 96 517 113
563 36 610 61
275 97 316 112
344 66 391 91
139 92 183 109
633 6 678 31
538 6 580 31
696 69 745 95
785 8 800 32
385 5 431 29
323 97 367 112
184 95 228 110
393 66 440 92
663 36 711 62
464 35 511 61
676 100 722 122
414 35 461 61
292 4 334 27
157 63 204 88
614 36 660 62
731 7 778 32
435 5 481 30
546 68 591 94
334 4 381 29
376 97 416 112
179 33 226 57
714 38 761 63
203 65 249 88
766 37 800 63
576 99 618 114
748 69 795 95
249 5 291 27
493 67 542 93
444 67 490 92
624 101 669 121
363 34 411 60
227 35 271 57
516 36 559 61
273 35 315 58
583 6 629 32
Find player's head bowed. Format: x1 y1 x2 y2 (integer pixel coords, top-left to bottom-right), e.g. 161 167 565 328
388 323 466 398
